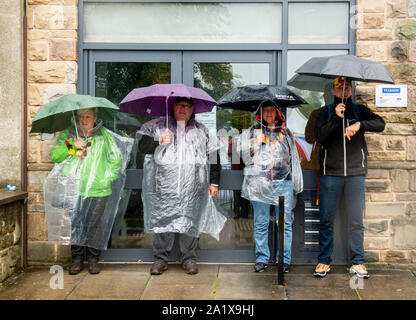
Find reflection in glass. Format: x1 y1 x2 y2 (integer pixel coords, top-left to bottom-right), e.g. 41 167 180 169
84 2 282 43
193 62 270 250
95 62 171 249
288 3 349 44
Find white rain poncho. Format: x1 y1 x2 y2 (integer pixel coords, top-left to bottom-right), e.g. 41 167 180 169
238 105 303 205
139 116 226 239
44 120 134 250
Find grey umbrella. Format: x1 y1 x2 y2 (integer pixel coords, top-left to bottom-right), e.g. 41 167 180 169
295 54 395 84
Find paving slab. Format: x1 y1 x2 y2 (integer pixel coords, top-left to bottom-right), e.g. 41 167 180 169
67 264 150 300
140 264 218 300
0 266 84 300
355 270 416 300
214 264 286 300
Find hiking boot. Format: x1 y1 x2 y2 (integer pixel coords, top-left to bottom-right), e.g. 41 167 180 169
350 264 370 279
69 261 83 275
150 262 168 275
88 261 100 275
254 262 267 273
314 263 331 277
182 261 198 275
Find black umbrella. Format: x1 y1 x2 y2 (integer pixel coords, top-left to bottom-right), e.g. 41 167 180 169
216 85 307 111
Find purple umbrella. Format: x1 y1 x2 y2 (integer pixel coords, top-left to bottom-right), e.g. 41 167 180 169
120 84 217 126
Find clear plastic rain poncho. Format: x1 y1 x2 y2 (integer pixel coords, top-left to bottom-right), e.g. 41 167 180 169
44 120 134 250
238 104 303 205
139 116 227 240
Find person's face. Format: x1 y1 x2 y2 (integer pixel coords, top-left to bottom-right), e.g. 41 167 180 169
332 85 352 99
173 100 194 123
261 106 277 125
77 109 97 132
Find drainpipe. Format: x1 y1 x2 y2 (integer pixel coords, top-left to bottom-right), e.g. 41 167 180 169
23 0 28 269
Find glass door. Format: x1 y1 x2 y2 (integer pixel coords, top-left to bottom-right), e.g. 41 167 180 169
183 51 276 262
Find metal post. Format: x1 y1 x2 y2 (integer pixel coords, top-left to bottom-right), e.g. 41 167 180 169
277 196 285 285
270 205 276 264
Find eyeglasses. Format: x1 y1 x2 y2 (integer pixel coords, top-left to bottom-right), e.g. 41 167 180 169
175 103 193 109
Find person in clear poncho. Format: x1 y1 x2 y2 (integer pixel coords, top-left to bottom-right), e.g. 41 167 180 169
50 108 122 275
238 101 303 273
139 97 221 275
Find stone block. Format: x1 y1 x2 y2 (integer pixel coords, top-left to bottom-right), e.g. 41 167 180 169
41 140 53 163
65 61 77 84
367 169 390 179
0 234 14 250
378 112 416 124
28 29 51 41
381 250 409 263
410 41 416 62
386 136 406 150
391 169 409 192
28 61 66 83
397 193 416 201
28 0 49 4
28 138 41 163
357 29 393 41
383 123 416 135
363 14 385 29
405 203 416 216
407 136 416 160
370 192 394 202
364 250 380 263
412 251 416 263
410 0 416 18
356 0 385 13
365 202 406 218
385 64 416 86
43 83 76 104
386 0 408 18
365 135 386 151
28 213 48 241
28 84 47 106
393 223 416 249
390 41 408 62
364 219 389 236
364 237 390 250
50 30 77 39
374 42 388 61
410 170 416 191
408 85 416 111
365 179 391 192
356 42 374 57
28 41 48 61
396 19 416 40
34 5 77 30
49 39 76 61
27 241 55 263
368 151 406 161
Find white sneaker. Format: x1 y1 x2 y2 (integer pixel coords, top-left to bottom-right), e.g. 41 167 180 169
350 264 370 279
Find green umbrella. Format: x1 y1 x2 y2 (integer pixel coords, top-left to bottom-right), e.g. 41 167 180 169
30 94 119 135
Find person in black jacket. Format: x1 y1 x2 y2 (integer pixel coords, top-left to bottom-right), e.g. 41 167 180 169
313 77 385 279
138 97 221 276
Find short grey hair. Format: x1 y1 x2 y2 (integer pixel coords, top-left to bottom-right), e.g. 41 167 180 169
77 108 98 117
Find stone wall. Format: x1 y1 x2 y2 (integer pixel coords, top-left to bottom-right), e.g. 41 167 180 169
356 0 416 264
0 202 22 282
0 1 24 188
27 0 77 264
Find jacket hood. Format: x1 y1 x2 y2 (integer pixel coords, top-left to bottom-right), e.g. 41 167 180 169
254 101 286 129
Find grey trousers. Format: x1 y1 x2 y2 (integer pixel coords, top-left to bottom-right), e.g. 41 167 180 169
153 233 198 266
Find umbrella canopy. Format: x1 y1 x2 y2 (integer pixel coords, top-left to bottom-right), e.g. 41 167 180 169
119 83 217 117
30 94 119 134
295 54 395 84
216 85 307 111
287 74 333 92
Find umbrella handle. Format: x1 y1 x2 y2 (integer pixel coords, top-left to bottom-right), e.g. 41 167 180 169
72 110 80 140
166 96 169 129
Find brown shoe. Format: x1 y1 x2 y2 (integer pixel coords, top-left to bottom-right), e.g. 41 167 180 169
88 261 100 274
182 261 198 275
69 261 83 275
150 262 168 275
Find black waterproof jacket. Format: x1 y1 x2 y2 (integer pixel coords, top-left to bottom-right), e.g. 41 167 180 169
315 102 385 177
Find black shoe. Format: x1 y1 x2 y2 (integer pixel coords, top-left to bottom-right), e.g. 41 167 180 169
150 262 168 275
69 261 83 275
88 261 100 274
182 261 198 275
283 263 290 273
254 262 267 273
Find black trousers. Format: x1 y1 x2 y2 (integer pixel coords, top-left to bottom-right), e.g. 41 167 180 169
153 233 198 266
71 245 101 263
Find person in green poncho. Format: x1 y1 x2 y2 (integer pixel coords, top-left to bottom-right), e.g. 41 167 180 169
51 108 122 275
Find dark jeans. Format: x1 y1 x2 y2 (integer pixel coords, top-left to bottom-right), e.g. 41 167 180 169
71 245 100 263
153 233 198 266
318 175 366 265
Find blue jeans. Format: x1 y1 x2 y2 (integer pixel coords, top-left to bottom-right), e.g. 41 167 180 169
251 180 294 265
318 175 366 265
